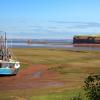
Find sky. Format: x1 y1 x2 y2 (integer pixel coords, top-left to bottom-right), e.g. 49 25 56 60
0 0 100 39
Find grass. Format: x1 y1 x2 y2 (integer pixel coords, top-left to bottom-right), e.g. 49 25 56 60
0 48 100 100
0 88 87 100
12 48 100 65
12 48 100 74
30 89 87 100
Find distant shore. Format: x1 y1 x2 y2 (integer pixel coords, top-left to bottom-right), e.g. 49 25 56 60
8 42 100 51
74 43 100 47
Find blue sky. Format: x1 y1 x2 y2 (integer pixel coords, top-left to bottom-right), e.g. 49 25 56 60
0 0 100 39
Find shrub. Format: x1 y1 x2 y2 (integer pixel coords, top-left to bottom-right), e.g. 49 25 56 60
84 74 100 100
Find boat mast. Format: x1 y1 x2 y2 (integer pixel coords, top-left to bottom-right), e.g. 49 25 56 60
5 32 7 61
0 31 10 61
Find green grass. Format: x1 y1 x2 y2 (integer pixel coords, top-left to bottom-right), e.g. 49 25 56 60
30 89 87 100
0 88 87 100
12 48 100 66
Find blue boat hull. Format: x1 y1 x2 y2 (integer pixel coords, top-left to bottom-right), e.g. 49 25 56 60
0 68 19 75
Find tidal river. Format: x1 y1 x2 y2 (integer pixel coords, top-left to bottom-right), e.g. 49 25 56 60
8 42 100 51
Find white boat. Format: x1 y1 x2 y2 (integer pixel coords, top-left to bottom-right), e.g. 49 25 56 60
0 32 20 75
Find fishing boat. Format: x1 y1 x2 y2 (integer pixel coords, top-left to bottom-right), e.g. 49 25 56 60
0 32 20 75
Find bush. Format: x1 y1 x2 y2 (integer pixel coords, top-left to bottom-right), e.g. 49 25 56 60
84 74 100 100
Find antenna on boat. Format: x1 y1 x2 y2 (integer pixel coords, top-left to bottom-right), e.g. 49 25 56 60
5 32 6 48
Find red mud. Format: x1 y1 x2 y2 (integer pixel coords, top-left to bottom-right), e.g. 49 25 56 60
74 44 100 47
0 65 64 90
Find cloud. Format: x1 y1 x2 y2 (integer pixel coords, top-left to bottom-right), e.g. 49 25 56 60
49 21 83 24
70 22 100 29
49 21 100 29
47 26 58 29
29 25 42 29
1 19 100 37
88 22 100 27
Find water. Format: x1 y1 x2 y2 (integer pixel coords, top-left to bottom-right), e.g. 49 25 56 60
7 39 73 48
7 39 100 51
8 43 73 48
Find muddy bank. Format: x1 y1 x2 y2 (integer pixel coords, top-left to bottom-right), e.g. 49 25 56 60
0 65 64 90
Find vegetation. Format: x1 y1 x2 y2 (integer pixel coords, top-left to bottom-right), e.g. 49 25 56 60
84 74 100 100
0 48 100 100
30 89 86 100
71 94 82 100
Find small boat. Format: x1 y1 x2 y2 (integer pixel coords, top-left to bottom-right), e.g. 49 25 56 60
0 32 20 75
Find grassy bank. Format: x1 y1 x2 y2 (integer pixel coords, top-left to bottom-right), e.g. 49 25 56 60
12 48 100 68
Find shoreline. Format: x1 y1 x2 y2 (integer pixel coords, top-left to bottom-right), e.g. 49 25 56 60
9 44 100 51
74 43 100 47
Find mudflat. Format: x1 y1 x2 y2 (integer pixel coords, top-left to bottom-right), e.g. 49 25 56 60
0 48 100 99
